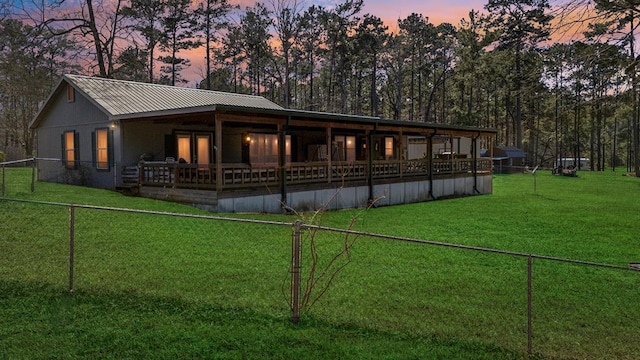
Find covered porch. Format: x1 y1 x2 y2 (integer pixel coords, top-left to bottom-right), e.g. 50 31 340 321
120 109 494 212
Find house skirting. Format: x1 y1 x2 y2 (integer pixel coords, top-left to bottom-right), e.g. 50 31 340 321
215 173 492 213
139 187 218 212
138 174 491 214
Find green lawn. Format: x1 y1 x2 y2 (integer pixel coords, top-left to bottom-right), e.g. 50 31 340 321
1 169 639 359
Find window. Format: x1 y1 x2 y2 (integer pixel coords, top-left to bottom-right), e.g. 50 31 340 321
385 137 394 160
333 135 355 162
177 134 192 163
95 128 109 169
67 85 75 102
173 133 212 164
62 131 77 168
196 135 210 164
248 133 291 164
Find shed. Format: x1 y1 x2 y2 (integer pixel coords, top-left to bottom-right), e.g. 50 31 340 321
492 146 527 174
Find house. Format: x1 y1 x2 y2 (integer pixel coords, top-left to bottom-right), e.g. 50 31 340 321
30 74 496 213
491 146 527 174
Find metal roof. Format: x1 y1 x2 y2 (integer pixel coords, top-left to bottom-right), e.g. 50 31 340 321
69 74 283 119
496 146 526 158
31 75 497 136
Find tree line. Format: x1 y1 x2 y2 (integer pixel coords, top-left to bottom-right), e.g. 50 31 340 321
1 0 639 174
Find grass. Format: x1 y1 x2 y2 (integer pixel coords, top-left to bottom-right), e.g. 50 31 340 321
1 168 640 359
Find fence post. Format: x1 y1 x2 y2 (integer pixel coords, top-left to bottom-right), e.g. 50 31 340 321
1 164 5 196
69 206 75 293
527 255 533 357
31 157 36 193
291 220 302 324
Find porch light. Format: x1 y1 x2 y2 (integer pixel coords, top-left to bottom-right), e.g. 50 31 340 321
245 135 251 144
111 121 118 128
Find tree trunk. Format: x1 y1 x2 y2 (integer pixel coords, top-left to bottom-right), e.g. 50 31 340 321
171 32 177 86
107 0 123 76
514 49 522 150
205 0 211 90
86 0 107 77
371 50 378 117
626 14 640 174
149 18 156 83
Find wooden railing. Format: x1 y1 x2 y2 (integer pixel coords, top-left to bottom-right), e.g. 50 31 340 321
138 158 493 190
402 160 430 177
222 163 279 187
287 162 328 183
140 162 216 188
434 158 473 173
331 161 368 182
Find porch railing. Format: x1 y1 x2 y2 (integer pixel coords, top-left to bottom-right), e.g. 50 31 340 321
138 158 493 190
222 164 279 187
140 162 216 188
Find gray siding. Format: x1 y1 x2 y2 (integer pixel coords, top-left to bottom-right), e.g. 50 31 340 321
35 87 119 189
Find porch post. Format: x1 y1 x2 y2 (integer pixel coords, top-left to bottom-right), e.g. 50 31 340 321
367 130 374 204
472 133 479 193
215 115 222 192
428 130 436 200
326 126 332 183
399 130 404 179
450 133 454 176
279 118 289 211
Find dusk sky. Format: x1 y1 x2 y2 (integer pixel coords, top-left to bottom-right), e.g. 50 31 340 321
182 0 490 84
229 0 490 30
184 0 572 85
356 0 485 27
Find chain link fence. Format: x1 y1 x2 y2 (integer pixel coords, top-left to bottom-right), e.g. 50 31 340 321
2 177 640 358
291 226 640 359
1 158 137 197
1 158 38 196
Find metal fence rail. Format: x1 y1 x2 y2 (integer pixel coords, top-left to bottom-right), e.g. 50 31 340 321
1 196 639 359
292 221 637 358
1 157 38 195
